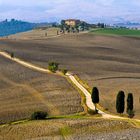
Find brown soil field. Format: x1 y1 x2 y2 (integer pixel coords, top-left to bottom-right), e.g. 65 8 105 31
7 27 61 40
0 56 83 124
0 118 137 140
0 32 140 119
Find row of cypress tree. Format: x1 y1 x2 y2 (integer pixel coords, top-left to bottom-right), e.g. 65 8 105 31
91 87 134 118
116 91 134 118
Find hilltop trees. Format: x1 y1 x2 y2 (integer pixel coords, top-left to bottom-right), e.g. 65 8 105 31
97 23 105 28
0 19 36 36
116 91 125 114
127 93 134 118
91 87 99 113
60 20 66 32
60 20 90 33
61 20 65 27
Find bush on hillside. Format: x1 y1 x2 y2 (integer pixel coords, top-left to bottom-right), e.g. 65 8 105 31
88 109 98 115
61 69 68 75
11 52 14 58
31 111 48 120
48 62 59 72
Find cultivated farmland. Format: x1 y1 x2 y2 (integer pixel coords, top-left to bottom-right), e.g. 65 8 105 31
91 28 140 37
8 27 61 40
0 118 139 140
0 32 140 119
0 56 83 124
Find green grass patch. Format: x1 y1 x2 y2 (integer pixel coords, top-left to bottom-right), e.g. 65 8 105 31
0 114 96 128
47 113 87 120
91 28 140 37
10 119 29 125
60 126 73 137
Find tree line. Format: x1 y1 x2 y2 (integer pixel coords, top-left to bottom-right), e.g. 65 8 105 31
0 19 56 37
91 87 134 118
60 20 91 33
0 19 36 37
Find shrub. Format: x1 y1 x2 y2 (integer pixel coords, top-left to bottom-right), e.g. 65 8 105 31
48 62 59 72
11 52 14 58
105 108 109 111
61 69 68 75
31 111 48 120
88 109 98 115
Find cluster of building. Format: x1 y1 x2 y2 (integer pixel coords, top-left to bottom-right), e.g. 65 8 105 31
63 19 81 27
60 19 91 32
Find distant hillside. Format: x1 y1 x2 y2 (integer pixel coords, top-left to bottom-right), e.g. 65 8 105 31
114 22 140 29
0 19 54 37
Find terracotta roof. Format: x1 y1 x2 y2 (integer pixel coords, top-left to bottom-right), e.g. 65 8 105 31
65 19 80 21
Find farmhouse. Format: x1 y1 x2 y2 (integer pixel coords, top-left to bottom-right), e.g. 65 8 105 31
64 19 81 26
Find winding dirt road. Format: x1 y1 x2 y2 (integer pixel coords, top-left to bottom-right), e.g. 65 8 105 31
67 74 123 119
0 51 140 122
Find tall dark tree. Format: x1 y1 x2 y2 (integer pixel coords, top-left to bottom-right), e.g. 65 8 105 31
91 87 99 112
61 20 65 26
127 93 133 112
97 23 105 28
60 20 66 32
116 91 125 114
127 93 134 118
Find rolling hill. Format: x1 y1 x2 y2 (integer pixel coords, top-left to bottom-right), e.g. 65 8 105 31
0 19 55 37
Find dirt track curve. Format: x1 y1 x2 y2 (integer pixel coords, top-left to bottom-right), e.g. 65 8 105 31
0 51 140 122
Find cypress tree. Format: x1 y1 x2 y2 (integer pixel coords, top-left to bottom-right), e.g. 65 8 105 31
127 93 134 118
116 91 125 114
91 87 99 112
127 93 133 112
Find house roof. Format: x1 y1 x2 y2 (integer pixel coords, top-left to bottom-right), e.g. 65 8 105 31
65 19 80 22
